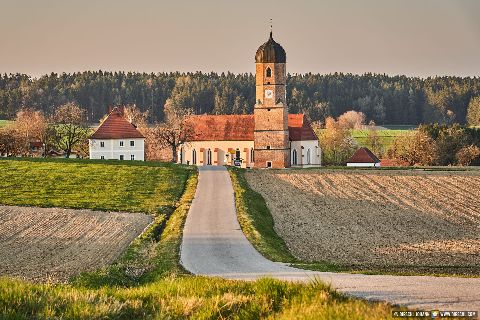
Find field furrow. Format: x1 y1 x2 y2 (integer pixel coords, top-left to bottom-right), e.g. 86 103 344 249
246 169 480 273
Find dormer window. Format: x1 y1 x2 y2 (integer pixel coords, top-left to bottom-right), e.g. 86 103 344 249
266 67 272 77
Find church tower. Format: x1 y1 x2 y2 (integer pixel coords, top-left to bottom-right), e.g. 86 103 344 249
254 31 290 168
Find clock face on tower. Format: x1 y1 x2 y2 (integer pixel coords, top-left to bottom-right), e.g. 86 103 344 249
265 89 273 99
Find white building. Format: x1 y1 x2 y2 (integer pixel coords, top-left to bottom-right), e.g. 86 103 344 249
178 114 321 168
346 147 381 167
89 107 145 161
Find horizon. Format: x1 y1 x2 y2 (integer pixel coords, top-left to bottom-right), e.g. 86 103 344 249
4 70 480 81
1 0 479 78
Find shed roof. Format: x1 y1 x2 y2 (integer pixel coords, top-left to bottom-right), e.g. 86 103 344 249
347 147 380 163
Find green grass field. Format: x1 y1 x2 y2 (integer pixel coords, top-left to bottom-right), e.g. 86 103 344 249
0 120 12 128
351 129 412 152
0 158 190 214
0 159 397 319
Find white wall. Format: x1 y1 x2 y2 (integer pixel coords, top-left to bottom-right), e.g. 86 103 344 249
89 138 145 161
179 139 321 168
178 141 254 168
291 140 321 167
346 162 381 167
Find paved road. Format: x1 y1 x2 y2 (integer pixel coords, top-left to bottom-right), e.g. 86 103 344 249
180 166 480 310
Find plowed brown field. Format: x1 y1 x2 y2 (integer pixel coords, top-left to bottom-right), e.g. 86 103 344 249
245 169 480 274
0 206 152 282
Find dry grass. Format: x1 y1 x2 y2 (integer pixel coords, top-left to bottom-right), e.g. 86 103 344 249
0 205 152 283
245 169 480 275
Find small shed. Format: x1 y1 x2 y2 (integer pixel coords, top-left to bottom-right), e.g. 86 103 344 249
347 147 381 167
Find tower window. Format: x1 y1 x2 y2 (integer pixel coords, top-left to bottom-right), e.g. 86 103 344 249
266 161 272 168
266 67 272 77
266 146 271 150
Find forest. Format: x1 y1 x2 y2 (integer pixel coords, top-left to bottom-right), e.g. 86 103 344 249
1 71 480 126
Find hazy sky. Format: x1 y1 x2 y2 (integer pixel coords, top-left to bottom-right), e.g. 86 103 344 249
1 0 479 78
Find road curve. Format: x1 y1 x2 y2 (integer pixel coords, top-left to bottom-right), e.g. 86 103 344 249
180 166 480 310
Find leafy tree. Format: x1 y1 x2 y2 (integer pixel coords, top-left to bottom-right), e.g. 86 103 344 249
456 145 480 166
319 117 357 165
387 131 437 166
467 97 480 127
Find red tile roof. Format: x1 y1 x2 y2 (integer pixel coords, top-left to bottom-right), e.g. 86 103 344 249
185 114 318 141
185 115 255 141
347 147 380 163
90 108 145 139
288 114 318 141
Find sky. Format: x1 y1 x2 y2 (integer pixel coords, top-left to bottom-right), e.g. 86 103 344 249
0 0 479 78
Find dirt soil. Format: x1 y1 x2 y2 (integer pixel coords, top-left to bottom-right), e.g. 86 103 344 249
0 205 152 282
245 169 480 274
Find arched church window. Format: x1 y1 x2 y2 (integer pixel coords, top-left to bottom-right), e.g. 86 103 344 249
250 148 254 163
180 147 184 164
235 148 241 160
266 67 272 77
192 149 197 165
207 149 212 165
292 149 297 165
307 149 311 164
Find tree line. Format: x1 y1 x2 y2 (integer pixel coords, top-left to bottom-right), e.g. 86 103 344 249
1 72 480 126
319 111 480 166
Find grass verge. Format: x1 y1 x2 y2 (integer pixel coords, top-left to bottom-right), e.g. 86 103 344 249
228 166 296 263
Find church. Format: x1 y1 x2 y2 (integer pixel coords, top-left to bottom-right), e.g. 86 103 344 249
178 32 321 168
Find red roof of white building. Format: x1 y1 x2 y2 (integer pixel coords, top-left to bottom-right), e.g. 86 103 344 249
347 147 380 163
287 114 318 141
90 107 145 139
184 114 318 142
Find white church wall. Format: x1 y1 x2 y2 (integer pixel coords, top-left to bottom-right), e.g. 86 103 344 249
179 140 255 168
291 140 321 167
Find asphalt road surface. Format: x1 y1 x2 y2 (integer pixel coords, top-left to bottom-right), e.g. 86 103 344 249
180 166 480 310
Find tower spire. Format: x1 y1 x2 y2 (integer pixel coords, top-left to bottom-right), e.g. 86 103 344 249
270 18 273 38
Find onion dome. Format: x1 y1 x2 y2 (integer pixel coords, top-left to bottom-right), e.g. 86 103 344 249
255 31 286 63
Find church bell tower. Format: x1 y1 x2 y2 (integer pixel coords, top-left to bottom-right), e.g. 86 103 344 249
253 31 290 168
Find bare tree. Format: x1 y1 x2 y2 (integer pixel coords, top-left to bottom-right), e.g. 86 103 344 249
124 105 149 128
11 108 47 156
52 103 90 158
0 127 20 157
156 99 194 163
338 110 366 130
